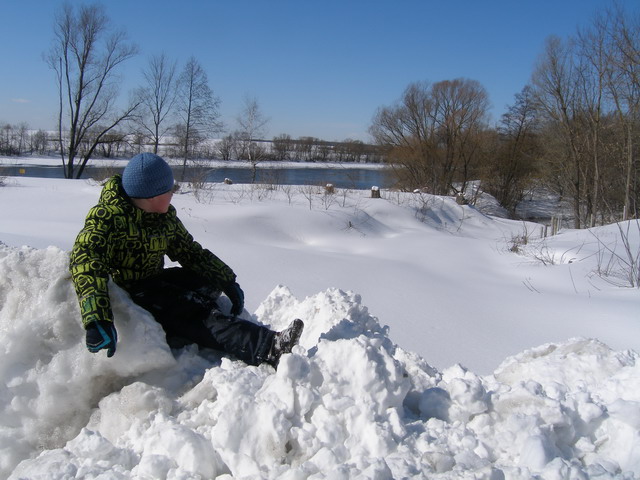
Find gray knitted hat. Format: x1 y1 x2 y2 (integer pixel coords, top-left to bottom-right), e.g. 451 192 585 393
122 153 174 199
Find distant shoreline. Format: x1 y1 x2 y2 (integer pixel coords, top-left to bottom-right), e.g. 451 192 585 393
0 155 388 171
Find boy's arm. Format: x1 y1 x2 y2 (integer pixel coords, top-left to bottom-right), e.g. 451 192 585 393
69 209 114 327
168 216 236 290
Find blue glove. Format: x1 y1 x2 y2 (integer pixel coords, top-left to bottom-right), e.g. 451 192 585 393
85 320 117 357
224 281 245 316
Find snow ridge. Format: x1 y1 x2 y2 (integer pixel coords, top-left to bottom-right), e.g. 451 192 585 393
2 244 639 479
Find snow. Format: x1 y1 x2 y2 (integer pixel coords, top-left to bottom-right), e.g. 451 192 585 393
1 163 639 479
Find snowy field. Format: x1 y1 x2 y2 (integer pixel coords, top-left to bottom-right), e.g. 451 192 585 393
1 161 639 479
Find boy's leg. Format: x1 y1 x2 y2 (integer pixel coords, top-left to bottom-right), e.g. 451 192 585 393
126 267 217 327
207 312 275 366
126 268 274 365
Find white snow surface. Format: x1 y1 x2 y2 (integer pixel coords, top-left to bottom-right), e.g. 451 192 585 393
1 168 639 479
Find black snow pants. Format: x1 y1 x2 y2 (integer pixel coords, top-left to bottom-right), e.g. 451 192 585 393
125 267 274 366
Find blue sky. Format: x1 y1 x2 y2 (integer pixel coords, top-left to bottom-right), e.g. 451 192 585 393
1 0 636 142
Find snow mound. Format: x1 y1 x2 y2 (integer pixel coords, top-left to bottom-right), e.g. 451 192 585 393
0 244 176 477
2 244 640 479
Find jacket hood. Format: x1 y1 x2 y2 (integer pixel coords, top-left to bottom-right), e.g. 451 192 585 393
99 176 133 209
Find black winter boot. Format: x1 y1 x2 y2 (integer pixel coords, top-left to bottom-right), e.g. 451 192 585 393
267 319 304 368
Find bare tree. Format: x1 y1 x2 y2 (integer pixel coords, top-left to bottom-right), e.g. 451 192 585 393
236 95 270 182
295 136 320 162
46 3 139 179
137 53 178 154
32 129 49 154
216 134 236 161
369 82 434 190
532 36 585 228
1 123 15 155
272 133 293 161
484 85 540 215
15 122 29 155
175 57 222 181
430 79 490 195
370 79 489 195
606 6 640 220
576 12 613 226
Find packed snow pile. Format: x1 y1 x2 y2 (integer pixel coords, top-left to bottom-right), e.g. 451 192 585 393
2 244 640 479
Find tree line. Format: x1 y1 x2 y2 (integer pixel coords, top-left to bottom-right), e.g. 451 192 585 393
371 5 639 227
0 123 384 165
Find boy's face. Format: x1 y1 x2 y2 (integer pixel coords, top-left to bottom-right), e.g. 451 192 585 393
149 190 173 213
132 190 173 214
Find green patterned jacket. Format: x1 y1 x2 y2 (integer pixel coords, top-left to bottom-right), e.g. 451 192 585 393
69 175 236 327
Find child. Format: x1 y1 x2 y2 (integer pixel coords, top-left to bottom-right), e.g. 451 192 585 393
69 152 303 368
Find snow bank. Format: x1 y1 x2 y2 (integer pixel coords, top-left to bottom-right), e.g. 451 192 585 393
0 244 177 476
2 244 640 479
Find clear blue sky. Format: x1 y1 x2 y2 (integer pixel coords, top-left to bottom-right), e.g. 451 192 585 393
1 0 636 142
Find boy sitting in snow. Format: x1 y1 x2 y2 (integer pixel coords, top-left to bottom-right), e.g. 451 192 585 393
69 152 303 368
